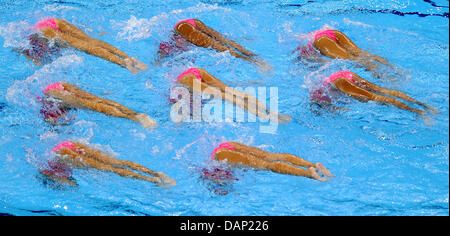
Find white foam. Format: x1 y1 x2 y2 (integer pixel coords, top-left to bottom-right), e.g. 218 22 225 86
113 3 232 42
6 54 84 108
0 21 32 48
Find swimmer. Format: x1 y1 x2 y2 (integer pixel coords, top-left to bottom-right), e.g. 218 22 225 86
211 142 334 182
296 28 392 78
175 68 291 123
40 141 176 188
311 71 440 116
16 18 147 73
158 19 270 70
41 82 158 128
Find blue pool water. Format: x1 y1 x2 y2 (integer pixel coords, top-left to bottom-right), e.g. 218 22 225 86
0 0 449 216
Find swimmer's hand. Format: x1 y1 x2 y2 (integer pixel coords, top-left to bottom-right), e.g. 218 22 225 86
135 114 158 129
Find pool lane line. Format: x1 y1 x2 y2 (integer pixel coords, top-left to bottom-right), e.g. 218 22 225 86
423 0 449 9
279 4 449 18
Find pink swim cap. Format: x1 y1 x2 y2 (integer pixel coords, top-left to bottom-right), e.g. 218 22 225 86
43 82 64 94
175 19 197 29
325 71 354 85
34 18 59 31
177 68 203 82
53 141 76 152
211 143 235 160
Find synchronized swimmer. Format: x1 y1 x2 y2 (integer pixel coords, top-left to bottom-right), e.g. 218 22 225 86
15 18 148 73
40 82 158 128
311 71 439 116
174 68 292 123
40 141 175 187
210 142 334 182
158 19 271 70
296 28 392 79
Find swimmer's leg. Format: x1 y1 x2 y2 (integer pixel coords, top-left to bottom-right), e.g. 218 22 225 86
175 22 252 61
334 30 391 66
354 75 440 113
229 143 332 178
43 28 139 73
50 83 158 128
83 158 162 185
215 149 328 181
270 153 333 178
75 144 174 186
198 69 229 91
55 19 92 40
56 19 127 57
194 19 256 57
333 78 426 115
333 30 362 56
55 19 147 70
224 87 291 123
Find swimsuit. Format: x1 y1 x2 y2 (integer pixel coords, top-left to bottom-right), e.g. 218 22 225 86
33 18 60 31
211 142 235 160
296 29 337 56
177 68 203 82
43 82 64 94
53 141 77 152
175 19 197 29
325 71 354 85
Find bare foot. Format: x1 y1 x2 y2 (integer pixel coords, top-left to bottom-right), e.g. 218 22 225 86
135 113 158 129
156 172 176 187
131 57 149 71
315 163 334 178
124 58 140 74
278 113 292 124
308 167 329 182
269 112 292 124
426 106 441 115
